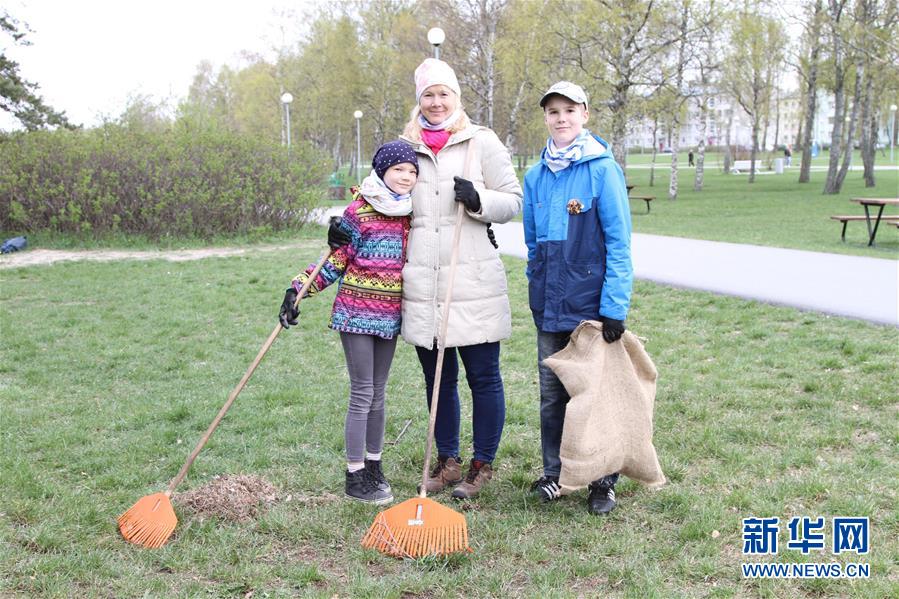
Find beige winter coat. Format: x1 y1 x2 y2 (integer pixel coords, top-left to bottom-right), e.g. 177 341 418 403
399 125 522 348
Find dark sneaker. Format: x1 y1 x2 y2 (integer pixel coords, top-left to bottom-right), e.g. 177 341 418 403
345 469 393 505
530 475 561 502
419 455 463 494
451 460 493 499
365 459 391 493
587 482 616 515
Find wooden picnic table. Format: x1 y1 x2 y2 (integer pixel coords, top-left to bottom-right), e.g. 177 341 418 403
627 184 655 213
850 197 899 246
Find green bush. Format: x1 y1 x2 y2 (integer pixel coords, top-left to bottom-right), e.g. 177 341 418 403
0 122 329 239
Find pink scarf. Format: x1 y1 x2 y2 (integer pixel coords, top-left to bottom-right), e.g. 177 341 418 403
421 128 451 155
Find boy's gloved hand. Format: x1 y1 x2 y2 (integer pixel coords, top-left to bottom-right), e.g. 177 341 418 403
279 288 300 328
599 316 625 343
453 176 481 213
328 216 351 249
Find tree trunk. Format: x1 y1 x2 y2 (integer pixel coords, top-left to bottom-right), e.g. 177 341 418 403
863 109 877 187
649 117 659 187
669 124 680 200
834 62 863 192
749 117 759 183
773 87 781 150
483 0 496 130
610 83 629 169
823 0 846 194
695 96 708 191
799 0 824 183
723 110 734 174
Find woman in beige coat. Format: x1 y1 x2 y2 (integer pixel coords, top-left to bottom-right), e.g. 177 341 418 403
400 58 522 499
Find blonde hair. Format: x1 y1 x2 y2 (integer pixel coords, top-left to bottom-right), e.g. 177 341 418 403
402 104 472 143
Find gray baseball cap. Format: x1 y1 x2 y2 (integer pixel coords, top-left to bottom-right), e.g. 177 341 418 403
539 81 588 110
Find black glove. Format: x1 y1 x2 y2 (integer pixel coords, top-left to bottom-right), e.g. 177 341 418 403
327 216 351 249
599 316 625 343
279 288 299 328
486 223 498 249
453 176 481 213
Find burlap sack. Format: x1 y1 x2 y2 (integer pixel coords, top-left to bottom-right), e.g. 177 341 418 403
543 320 665 491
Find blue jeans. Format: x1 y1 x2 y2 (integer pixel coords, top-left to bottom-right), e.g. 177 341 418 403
537 329 619 487
415 342 506 463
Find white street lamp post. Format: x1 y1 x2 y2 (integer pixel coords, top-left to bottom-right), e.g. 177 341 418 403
280 92 294 155
354 110 363 181
890 104 897 163
427 27 445 60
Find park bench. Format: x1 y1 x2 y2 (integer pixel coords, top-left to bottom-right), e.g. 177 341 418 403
730 159 764 174
830 214 899 242
627 186 655 213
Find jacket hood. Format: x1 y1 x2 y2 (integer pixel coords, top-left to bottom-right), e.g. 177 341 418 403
574 132 611 164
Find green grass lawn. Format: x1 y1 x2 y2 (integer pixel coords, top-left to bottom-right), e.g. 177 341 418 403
622 156 899 258
2 229 896 597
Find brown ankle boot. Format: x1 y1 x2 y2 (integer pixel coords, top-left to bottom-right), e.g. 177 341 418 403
420 456 463 494
451 460 493 499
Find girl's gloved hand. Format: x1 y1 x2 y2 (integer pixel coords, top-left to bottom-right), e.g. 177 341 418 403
279 288 300 328
453 176 481 213
328 216 351 249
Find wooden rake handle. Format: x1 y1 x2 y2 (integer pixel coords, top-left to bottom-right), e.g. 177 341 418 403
419 202 467 498
165 249 332 495
419 139 477 498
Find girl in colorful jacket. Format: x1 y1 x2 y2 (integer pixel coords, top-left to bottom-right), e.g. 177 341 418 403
278 141 418 505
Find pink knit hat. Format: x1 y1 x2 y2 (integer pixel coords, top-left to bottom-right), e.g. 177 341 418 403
414 58 461 101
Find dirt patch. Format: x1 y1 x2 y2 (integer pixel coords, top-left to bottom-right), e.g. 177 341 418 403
0 244 309 270
175 474 279 522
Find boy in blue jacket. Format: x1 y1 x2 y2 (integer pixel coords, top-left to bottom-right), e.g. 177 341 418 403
523 81 633 515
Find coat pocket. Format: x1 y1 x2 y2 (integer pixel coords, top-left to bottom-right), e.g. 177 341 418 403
527 257 547 315
564 198 602 264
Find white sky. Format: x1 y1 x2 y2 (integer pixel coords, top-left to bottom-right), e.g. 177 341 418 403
1 0 305 130
3 1 810 132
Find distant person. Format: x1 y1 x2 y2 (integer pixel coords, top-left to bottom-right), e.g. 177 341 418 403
400 58 522 500
784 145 792 167
688 150 695 167
280 141 418 505
523 81 633 515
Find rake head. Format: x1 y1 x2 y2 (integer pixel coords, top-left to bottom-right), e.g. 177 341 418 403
361 497 470 559
118 492 178 549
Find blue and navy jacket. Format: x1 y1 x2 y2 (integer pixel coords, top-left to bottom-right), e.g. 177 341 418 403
523 133 633 332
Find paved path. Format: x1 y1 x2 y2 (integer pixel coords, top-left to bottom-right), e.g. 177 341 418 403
318 208 898 326
490 223 899 327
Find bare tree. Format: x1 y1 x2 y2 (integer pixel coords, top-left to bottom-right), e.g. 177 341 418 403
798 0 826 183
723 7 787 183
556 0 682 169
823 0 850 194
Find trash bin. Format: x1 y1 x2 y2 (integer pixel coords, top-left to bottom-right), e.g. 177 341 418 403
328 172 346 201
773 158 784 174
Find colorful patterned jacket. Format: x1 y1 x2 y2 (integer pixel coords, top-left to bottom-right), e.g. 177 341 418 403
293 189 411 339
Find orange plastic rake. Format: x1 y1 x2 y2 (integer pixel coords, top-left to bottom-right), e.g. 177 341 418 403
361 203 471 559
118 250 331 548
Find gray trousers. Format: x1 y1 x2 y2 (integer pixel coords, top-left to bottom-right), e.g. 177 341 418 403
340 332 398 463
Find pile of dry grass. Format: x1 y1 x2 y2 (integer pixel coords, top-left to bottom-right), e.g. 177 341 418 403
175 474 279 522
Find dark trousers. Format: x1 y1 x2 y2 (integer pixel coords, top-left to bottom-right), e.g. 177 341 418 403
415 341 506 463
537 329 619 487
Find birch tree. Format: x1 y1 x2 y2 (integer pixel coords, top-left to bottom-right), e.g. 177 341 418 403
555 0 680 169
722 9 787 183
797 0 826 183
822 0 850 194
